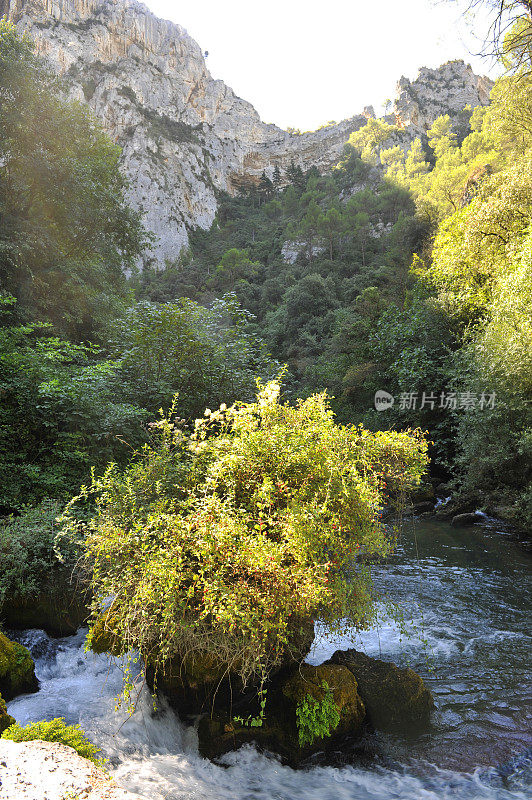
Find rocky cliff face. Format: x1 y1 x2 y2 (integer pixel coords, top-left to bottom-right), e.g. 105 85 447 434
5 0 492 265
394 61 493 131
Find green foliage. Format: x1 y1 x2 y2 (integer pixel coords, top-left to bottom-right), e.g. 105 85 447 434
0 22 146 340
0 290 277 511
0 500 76 607
138 149 424 399
296 681 340 747
108 294 279 419
63 380 427 698
0 295 147 509
1 718 104 767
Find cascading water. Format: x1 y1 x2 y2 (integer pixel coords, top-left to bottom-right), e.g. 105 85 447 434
7 518 532 800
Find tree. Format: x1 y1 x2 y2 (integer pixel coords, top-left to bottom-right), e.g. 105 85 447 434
0 22 147 340
259 170 274 201
272 163 282 191
286 159 306 191
452 1 532 72
109 294 278 419
318 207 344 259
300 199 322 264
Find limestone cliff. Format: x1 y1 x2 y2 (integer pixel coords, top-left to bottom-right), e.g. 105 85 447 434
4 0 492 265
393 61 492 131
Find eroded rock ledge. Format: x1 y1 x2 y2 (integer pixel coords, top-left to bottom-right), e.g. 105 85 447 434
0 739 135 800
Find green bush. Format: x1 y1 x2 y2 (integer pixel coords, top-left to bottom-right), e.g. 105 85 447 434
296 681 340 747
0 500 74 608
1 718 104 767
63 379 427 699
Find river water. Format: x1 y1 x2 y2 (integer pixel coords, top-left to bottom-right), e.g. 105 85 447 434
7 517 532 799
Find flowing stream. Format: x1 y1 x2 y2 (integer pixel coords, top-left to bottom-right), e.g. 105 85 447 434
7 518 532 799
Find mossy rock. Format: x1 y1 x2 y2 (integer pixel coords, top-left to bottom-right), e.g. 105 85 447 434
329 649 434 731
91 603 315 718
0 632 38 700
88 606 126 657
198 663 365 764
282 663 365 739
0 692 15 734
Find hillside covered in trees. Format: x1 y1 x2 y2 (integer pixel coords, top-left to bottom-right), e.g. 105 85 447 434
138 57 532 531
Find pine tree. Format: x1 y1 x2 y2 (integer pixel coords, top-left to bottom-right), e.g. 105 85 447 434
272 163 282 191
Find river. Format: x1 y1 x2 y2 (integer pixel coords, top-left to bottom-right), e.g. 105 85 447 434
7 517 532 799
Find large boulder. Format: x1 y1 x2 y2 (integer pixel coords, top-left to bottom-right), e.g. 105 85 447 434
0 692 15 734
90 605 315 716
1 575 90 637
0 632 38 700
198 663 365 764
0 739 136 799
89 606 125 658
329 649 434 731
451 512 481 527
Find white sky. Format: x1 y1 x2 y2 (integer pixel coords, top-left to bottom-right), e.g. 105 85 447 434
144 0 499 131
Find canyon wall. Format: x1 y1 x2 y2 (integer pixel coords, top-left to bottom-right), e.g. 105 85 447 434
4 0 492 265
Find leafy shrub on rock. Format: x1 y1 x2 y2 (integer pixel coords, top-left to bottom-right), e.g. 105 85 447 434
64 380 427 700
1 718 104 766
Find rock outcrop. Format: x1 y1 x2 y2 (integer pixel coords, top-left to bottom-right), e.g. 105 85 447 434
0 739 135 799
329 649 434 731
198 662 366 764
1 576 90 637
394 61 492 132
4 0 492 265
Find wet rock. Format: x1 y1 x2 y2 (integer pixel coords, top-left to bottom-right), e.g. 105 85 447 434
90 605 315 716
435 494 476 520
0 632 38 701
329 649 434 731
153 615 316 716
451 512 481 527
413 500 435 514
0 692 15 734
1 574 89 637
198 663 365 764
89 606 126 658
0 593 89 636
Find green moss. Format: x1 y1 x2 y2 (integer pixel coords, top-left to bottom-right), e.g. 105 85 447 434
88 607 126 657
0 692 15 734
0 632 37 700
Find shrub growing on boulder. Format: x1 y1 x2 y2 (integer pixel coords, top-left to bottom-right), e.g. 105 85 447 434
63 380 427 704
